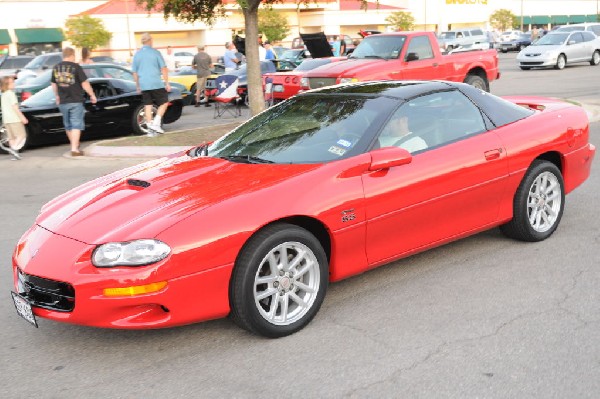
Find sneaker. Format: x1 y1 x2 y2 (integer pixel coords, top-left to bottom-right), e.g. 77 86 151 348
149 122 164 134
71 150 84 157
146 130 159 137
8 148 21 160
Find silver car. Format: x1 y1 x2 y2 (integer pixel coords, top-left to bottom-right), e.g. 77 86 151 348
517 31 600 70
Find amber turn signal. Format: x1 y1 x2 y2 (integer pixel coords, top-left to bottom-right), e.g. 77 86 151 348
103 281 168 297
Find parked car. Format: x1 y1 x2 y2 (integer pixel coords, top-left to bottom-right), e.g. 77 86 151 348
271 46 290 59
279 49 311 65
90 56 130 67
0 78 183 149
0 55 34 78
14 63 191 104
205 60 295 104
500 33 532 52
10 80 595 336
16 52 62 80
438 28 488 51
516 31 600 70
263 57 348 102
499 30 523 43
304 31 500 92
174 51 194 68
556 22 600 36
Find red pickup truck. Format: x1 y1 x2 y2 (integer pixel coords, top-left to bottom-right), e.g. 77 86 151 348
303 31 500 92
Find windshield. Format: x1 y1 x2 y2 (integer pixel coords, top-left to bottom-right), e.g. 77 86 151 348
280 50 303 60
22 86 56 107
294 58 331 71
206 95 398 163
534 33 568 45
350 36 406 60
0 57 32 69
439 32 456 39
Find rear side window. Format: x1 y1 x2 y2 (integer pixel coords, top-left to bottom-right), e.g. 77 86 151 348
582 32 596 42
471 29 484 36
591 26 600 35
458 84 534 127
570 32 584 43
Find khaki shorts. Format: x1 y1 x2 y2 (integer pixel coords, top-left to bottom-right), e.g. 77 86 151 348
5 122 27 150
196 77 208 94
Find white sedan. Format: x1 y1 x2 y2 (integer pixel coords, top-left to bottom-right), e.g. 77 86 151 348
517 31 600 70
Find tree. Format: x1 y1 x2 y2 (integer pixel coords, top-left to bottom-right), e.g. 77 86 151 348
489 9 517 32
65 15 112 50
385 11 415 31
258 7 290 43
139 0 370 116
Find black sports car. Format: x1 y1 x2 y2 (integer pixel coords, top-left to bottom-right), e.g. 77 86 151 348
0 78 183 149
500 34 532 53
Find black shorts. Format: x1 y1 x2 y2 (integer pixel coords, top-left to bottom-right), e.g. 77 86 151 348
141 88 168 107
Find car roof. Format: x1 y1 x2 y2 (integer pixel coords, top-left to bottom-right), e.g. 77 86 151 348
301 80 454 100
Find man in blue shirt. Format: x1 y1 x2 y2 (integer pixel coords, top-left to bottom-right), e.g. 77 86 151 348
264 42 276 60
132 33 171 136
223 42 240 72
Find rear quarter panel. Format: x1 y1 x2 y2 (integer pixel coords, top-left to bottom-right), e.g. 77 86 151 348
441 50 499 82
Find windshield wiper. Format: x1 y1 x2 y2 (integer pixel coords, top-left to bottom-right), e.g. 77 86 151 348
220 155 274 164
362 55 388 60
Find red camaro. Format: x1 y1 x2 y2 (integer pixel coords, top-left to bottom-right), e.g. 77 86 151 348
11 81 595 337
263 57 347 102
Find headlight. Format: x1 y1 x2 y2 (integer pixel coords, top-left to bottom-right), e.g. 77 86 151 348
339 77 359 84
92 239 171 267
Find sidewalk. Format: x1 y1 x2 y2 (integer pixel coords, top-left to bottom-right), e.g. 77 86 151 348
76 99 600 160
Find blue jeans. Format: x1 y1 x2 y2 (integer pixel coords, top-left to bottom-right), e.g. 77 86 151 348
58 103 85 131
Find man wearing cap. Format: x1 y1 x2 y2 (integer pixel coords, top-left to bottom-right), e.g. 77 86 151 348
132 33 171 136
192 45 213 107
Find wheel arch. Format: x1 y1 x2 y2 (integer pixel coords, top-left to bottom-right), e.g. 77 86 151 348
535 151 563 173
464 67 489 90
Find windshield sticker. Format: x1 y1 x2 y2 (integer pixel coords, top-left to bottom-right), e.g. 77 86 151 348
328 146 347 156
336 139 353 148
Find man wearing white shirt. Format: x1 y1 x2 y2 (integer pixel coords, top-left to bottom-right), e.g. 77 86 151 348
378 114 427 153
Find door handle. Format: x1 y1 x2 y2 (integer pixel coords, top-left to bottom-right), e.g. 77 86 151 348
432 63 439 67
484 148 502 160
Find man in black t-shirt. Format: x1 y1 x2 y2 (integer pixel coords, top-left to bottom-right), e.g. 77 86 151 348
51 47 97 156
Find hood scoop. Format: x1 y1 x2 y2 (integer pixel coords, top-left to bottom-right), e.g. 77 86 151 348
126 179 151 188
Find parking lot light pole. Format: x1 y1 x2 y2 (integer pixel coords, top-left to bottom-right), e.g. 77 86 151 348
520 0 524 31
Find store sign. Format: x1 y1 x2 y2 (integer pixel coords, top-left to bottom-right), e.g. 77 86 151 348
446 0 488 4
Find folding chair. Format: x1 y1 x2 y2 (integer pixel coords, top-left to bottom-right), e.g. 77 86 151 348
264 77 274 108
213 74 242 119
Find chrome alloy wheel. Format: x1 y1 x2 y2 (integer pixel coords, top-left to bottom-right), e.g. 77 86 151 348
253 242 320 326
527 171 562 233
136 105 157 134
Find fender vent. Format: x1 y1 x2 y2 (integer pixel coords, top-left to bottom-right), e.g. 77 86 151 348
126 179 151 188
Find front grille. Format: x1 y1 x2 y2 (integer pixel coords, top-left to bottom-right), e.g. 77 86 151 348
17 270 75 312
520 62 544 66
308 77 337 89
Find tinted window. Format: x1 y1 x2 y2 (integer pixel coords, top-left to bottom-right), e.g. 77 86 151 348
405 35 434 60
471 29 484 36
101 67 133 80
458 83 534 127
294 58 331 71
351 35 406 60
591 26 600 35
582 32 596 42
84 68 101 78
0 57 32 69
570 32 584 43
92 82 116 98
207 95 398 163
439 32 456 39
110 79 137 94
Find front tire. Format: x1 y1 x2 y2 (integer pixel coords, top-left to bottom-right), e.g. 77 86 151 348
590 50 600 66
464 74 489 92
500 160 565 242
229 223 329 338
132 104 158 135
555 54 566 70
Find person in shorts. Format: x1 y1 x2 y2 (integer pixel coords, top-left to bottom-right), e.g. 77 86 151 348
132 33 171 136
1 76 28 160
192 45 213 107
51 47 97 156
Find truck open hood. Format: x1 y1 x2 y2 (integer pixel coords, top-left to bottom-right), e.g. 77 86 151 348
300 32 334 58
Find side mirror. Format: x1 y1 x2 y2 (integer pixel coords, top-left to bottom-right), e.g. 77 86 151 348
369 146 412 171
405 52 419 62
567 40 576 45
41 65 48 70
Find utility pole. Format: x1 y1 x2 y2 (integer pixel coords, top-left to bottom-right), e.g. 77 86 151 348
520 0 524 31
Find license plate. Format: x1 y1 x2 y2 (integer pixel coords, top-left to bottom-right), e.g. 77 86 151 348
11 292 38 327
273 84 284 92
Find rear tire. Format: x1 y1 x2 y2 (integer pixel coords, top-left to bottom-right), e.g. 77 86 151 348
464 74 489 92
590 50 600 66
229 223 328 338
132 104 158 135
555 54 566 70
500 160 564 242
190 83 197 104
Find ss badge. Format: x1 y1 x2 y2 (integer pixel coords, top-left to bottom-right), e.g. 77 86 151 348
341 209 356 223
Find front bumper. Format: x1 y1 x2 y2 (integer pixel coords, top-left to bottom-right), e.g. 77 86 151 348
517 54 557 67
12 225 232 329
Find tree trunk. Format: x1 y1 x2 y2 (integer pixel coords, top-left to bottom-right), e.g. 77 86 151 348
243 6 265 116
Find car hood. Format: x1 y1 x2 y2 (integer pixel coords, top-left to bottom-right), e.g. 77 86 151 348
300 32 334 58
521 44 562 54
305 58 380 77
36 155 320 244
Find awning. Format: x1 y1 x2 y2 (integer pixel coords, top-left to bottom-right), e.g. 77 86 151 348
0 29 11 45
14 28 64 44
570 15 587 23
551 15 569 24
